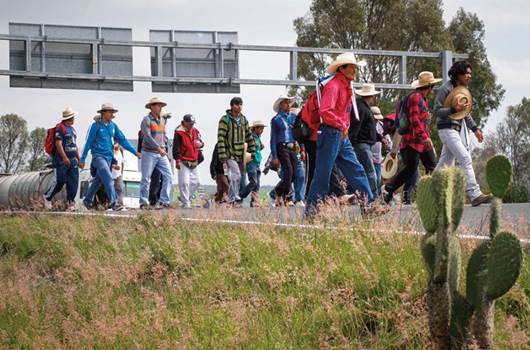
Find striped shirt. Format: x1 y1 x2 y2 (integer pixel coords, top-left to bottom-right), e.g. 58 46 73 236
217 110 256 162
140 113 167 153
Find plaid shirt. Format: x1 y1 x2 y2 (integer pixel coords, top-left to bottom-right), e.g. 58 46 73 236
400 92 433 153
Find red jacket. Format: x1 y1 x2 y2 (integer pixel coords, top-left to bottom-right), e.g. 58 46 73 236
400 92 433 153
318 72 353 131
173 126 201 162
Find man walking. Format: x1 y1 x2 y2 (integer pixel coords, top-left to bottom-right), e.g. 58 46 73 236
216 97 256 204
43 107 80 211
173 114 203 209
240 120 266 207
434 61 492 206
80 103 140 210
305 52 373 215
139 97 174 209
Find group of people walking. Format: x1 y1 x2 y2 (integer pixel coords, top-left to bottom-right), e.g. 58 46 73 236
42 52 492 214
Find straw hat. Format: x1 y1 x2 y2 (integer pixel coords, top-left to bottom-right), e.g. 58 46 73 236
411 71 442 89
371 106 384 120
61 107 78 120
251 120 267 129
243 143 252 165
355 83 382 97
443 86 473 120
326 52 367 74
97 103 118 114
145 97 167 109
273 94 295 113
381 153 399 180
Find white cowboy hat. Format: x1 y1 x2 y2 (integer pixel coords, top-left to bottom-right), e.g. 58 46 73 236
326 52 367 74
97 103 118 114
273 95 294 113
145 97 167 109
371 106 384 120
355 83 382 97
251 120 267 128
61 107 78 121
411 71 443 89
443 86 473 121
382 153 399 180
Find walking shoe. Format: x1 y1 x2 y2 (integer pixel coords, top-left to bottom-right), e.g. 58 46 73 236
268 191 276 208
111 203 124 211
42 194 52 210
471 193 493 207
295 201 306 208
82 200 93 211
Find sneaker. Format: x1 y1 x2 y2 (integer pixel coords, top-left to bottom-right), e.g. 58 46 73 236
82 200 93 211
295 201 306 208
42 194 52 210
471 193 493 207
111 203 124 211
155 202 172 210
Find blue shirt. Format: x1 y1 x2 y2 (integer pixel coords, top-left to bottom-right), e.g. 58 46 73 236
54 123 78 159
270 111 295 158
80 120 137 163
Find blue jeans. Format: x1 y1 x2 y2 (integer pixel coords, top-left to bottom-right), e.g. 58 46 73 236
45 156 79 202
140 152 173 205
240 162 260 199
374 163 382 196
294 158 305 202
353 143 378 196
306 125 373 212
84 157 115 207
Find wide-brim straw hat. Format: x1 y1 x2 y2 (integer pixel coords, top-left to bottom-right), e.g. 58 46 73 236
273 95 294 113
382 153 399 180
355 83 382 97
251 120 267 129
61 107 78 120
326 52 367 74
411 71 443 89
97 103 118 114
443 86 473 120
243 143 252 165
145 97 167 109
371 106 384 120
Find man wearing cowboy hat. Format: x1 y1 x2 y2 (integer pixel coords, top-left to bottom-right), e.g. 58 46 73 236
139 97 174 209
217 97 256 204
80 103 140 211
172 114 204 209
382 71 441 204
349 83 382 196
270 94 300 205
433 60 491 207
240 120 266 206
305 52 373 215
43 107 81 211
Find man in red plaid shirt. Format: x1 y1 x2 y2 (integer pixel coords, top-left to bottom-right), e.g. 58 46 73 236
383 71 442 204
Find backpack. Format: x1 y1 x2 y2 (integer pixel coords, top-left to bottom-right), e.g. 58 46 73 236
44 123 67 156
293 75 335 143
395 95 411 135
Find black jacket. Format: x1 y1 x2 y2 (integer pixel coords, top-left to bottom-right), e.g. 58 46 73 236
349 98 378 145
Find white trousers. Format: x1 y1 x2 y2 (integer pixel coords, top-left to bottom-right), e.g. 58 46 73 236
435 128 482 200
178 164 200 207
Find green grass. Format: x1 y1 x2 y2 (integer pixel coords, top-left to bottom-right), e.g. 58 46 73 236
0 214 528 349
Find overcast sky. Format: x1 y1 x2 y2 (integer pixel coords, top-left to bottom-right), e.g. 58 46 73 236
1 0 529 185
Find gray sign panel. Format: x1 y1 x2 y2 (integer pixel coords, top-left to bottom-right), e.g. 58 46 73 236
8 23 133 91
150 30 239 93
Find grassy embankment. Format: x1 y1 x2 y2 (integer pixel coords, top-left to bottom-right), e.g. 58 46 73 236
0 212 528 349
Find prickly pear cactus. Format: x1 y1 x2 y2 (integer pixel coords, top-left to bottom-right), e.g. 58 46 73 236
485 155 512 198
416 176 438 234
486 231 523 300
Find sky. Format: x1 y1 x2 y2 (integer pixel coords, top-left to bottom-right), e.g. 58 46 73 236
1 0 529 186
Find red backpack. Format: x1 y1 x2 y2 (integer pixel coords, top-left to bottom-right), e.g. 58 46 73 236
44 123 67 156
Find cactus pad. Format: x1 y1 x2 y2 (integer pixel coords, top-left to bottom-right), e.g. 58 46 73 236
448 235 462 293
432 168 453 230
421 235 436 275
466 242 490 308
486 231 523 300
416 176 438 233
486 155 512 198
449 292 473 348
451 169 465 230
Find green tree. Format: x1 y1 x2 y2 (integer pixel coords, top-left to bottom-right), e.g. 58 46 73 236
0 114 28 173
26 127 49 171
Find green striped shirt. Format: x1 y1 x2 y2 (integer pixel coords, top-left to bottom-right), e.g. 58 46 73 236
217 111 256 162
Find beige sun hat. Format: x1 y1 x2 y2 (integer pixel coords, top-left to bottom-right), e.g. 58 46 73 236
251 120 267 128
371 106 384 120
411 71 443 89
145 97 167 109
61 107 78 120
443 86 473 120
97 103 118 114
273 94 295 113
381 153 399 180
326 52 367 74
355 83 382 97
243 143 252 165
